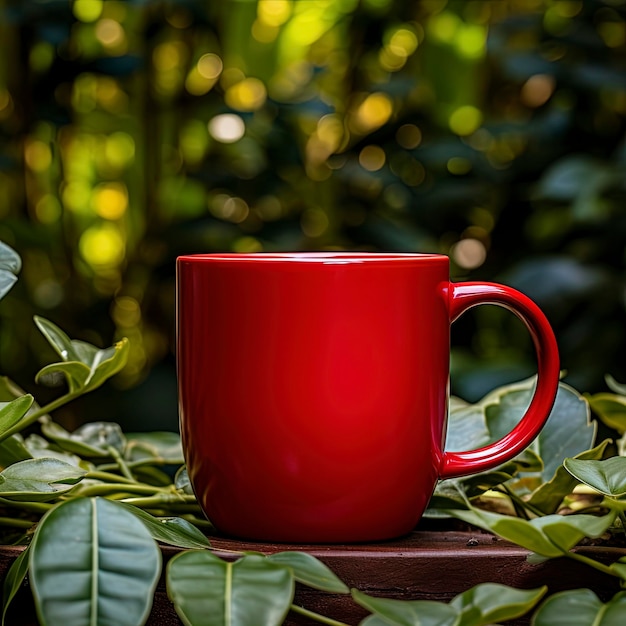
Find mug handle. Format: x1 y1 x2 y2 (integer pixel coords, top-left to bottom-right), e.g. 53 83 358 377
440 282 560 480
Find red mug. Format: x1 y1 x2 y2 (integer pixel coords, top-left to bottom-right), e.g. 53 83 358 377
177 253 559 542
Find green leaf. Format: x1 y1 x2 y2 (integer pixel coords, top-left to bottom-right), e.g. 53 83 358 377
0 241 21 301
24 434 83 466
0 377 27 402
457 451 543 499
0 396 34 444
30 497 161 626
563 456 626 497
446 379 593 488
427 478 471 516
125 431 183 464
115 502 211 550
41 421 125 457
0 436 33 467
266 552 349 593
526 440 611 514
36 362 92 393
175 466 194 494
446 507 615 557
532 589 626 625
356 582 543 626
587 393 626 434
449 583 547 625
1 545 30 626
0 458 86 501
445 404 491 452
34 317 129 395
531 514 614 552
352 588 458 626
360 617 394 626
167 551 294 626
131 465 174 487
72 421 126 454
484 380 593 483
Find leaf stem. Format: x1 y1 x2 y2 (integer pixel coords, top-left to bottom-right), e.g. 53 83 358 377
96 457 182 471
602 498 626 512
85 470 138 485
71 484 165 498
0 497 52 513
498 485 532 520
0 517 35 528
566 550 619 578
290 604 351 626
0 392 78 441
119 494 199 510
107 445 135 482
178 514 214 531
618 511 626 539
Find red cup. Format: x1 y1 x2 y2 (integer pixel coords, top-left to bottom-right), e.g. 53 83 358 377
177 253 559 542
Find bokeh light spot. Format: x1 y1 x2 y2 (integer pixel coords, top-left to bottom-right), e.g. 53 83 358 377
92 183 128 219
153 42 183 72
208 114 245 143
104 132 135 169
35 195 62 224
301 209 329 237
315 114 344 153
396 124 422 149
185 69 215 96
359 145 386 171
198 53 223 79
95 18 125 48
73 0 103 22
180 120 209 164
451 238 487 270
33 279 64 309
388 28 418 57
112 296 141 328
24 140 52 172
428 12 460 44
0 90 12 114
257 0 292 27
447 157 472 175
598 21 626 48
255 195 282 221
62 181 92 214
210 194 250 223
379 47 407 71
449 105 482 136
79 224 125 267
30 42 55 73
233 236 263 253
456 24 487 59
553 0 582 17
543 5 573 35
224 77 267 111
352 92 393 133
252 20 279 43
521 74 556 108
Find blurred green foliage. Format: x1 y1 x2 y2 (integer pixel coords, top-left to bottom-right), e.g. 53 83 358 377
0 0 625 428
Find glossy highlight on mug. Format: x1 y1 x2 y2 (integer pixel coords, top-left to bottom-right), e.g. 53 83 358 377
177 252 445 263
177 252 559 542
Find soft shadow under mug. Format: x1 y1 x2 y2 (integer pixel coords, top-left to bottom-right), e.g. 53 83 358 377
177 253 559 542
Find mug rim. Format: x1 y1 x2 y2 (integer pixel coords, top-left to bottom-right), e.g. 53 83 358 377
177 252 447 264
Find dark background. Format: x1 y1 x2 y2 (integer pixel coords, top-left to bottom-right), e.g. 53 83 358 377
0 0 625 431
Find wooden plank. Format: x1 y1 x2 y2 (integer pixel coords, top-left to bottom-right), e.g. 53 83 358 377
0 531 623 625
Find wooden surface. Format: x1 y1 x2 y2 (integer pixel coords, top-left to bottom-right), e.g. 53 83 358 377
1 530 623 625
